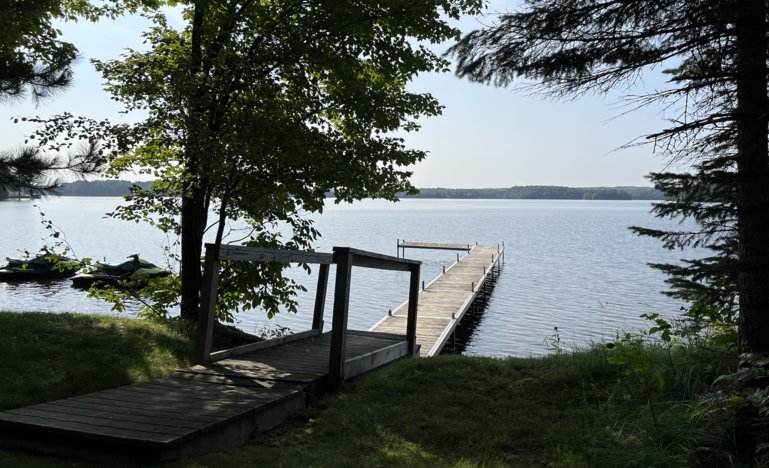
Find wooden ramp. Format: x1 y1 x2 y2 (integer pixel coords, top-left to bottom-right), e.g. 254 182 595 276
0 330 406 461
371 242 504 357
0 244 422 461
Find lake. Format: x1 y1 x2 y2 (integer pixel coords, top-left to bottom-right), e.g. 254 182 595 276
0 197 695 357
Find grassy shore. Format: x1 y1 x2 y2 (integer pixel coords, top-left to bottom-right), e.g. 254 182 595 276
0 312 750 467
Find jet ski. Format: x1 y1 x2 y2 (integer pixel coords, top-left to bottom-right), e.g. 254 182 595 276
71 254 170 288
0 254 81 281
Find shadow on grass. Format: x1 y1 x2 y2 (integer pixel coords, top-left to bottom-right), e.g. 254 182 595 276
0 312 193 411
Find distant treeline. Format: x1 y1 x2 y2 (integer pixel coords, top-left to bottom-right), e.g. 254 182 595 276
1 181 664 200
0 181 151 199
0 188 39 200
56 180 154 197
402 186 665 200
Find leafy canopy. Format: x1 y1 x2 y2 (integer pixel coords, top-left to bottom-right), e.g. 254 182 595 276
92 0 482 321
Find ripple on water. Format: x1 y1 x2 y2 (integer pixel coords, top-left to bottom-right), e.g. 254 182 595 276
1 198 695 357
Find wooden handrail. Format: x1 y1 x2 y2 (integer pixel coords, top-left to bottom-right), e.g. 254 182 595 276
197 243 334 364
209 243 333 264
327 248 353 392
197 243 421 394
312 263 330 331
326 247 421 392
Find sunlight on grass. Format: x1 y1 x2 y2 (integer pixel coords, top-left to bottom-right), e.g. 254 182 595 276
374 428 441 465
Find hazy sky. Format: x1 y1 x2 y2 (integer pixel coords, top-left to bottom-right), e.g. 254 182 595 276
2 2 680 188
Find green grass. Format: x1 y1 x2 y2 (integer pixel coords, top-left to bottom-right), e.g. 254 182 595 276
0 312 193 411
0 312 750 467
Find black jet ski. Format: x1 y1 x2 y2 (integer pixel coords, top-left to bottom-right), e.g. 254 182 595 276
71 254 170 288
0 254 81 281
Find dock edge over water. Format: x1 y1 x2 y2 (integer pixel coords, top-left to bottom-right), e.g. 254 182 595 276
371 241 505 356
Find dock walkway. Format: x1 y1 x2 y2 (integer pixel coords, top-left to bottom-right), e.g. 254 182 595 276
371 241 504 356
0 330 405 460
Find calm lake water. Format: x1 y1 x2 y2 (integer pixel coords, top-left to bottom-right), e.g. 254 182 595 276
0 197 695 357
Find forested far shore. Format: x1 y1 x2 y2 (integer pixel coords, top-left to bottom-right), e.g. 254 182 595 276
0 181 664 200
0 181 153 199
401 186 665 200
58 180 154 197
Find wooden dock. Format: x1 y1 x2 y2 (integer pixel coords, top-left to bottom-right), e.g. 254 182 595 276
0 330 406 460
0 244 422 461
371 241 504 356
0 240 503 461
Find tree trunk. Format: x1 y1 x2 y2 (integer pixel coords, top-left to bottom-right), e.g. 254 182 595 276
180 187 208 321
735 0 769 354
179 1 208 322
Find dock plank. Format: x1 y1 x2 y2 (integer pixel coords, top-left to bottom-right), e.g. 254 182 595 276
0 412 178 445
46 400 221 426
6 408 192 436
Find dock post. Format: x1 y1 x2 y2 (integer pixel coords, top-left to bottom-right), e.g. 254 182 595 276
329 247 353 392
396 238 399 258
443 265 446 274
197 244 221 364
311 263 330 332
407 263 420 356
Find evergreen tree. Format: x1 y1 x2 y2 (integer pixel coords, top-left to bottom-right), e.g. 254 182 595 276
0 1 161 195
448 0 769 352
0 0 76 100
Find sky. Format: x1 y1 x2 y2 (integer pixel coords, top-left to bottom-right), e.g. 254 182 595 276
1 2 681 188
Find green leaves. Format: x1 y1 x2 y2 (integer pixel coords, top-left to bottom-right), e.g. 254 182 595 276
94 0 483 322
642 313 673 343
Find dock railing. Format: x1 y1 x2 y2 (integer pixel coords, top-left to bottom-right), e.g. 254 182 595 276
197 243 421 392
329 247 420 390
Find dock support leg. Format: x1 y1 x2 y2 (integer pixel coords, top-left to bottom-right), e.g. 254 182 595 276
329 248 353 392
312 264 330 332
407 264 420 356
197 244 221 364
